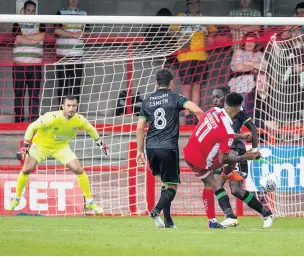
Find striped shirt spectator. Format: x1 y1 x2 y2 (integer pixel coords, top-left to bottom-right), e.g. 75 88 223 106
12 0 45 123
55 7 87 57
229 0 261 49
54 0 87 106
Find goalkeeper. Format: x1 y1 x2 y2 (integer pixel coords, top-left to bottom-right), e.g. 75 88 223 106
8 95 108 214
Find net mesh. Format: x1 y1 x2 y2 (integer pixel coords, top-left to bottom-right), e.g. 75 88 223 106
252 34 304 217
0 19 303 216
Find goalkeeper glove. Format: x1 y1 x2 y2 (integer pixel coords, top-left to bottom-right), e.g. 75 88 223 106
16 142 29 162
96 138 109 156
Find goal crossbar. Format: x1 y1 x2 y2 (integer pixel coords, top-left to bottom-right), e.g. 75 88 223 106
0 15 303 25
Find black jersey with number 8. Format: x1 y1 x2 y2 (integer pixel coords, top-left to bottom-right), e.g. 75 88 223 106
139 89 188 149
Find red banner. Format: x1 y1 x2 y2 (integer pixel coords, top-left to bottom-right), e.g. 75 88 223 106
0 173 84 216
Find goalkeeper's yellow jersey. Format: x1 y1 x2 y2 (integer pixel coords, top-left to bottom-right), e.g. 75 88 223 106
24 111 99 149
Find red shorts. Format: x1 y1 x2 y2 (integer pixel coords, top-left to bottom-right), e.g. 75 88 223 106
185 159 225 180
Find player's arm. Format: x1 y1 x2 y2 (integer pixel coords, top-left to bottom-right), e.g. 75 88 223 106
218 135 260 164
136 105 147 165
81 117 108 156
21 120 44 155
183 101 204 120
177 93 204 121
17 115 51 161
244 119 258 149
136 117 146 165
234 133 246 140
24 115 51 143
235 111 258 148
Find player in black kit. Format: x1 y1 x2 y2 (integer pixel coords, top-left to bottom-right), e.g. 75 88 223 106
203 86 274 229
136 68 204 228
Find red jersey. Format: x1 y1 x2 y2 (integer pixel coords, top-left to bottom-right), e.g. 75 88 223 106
183 107 235 170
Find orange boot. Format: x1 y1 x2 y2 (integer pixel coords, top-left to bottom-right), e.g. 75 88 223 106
221 170 244 181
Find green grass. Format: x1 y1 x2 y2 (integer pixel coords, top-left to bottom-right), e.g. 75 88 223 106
0 216 303 255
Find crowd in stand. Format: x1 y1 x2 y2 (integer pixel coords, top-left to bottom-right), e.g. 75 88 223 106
11 0 87 123
5 0 304 134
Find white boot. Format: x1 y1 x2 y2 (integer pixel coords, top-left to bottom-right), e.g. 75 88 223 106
263 215 274 228
221 218 239 228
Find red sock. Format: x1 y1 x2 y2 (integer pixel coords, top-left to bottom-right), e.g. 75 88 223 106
203 188 216 220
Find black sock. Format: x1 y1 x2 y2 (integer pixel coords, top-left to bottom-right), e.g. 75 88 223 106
154 188 176 213
161 186 173 222
243 191 270 216
215 188 236 219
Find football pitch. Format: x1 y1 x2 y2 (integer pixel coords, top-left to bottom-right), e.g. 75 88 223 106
1 216 303 256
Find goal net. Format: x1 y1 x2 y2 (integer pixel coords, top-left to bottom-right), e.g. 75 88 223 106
0 15 303 217
251 34 304 217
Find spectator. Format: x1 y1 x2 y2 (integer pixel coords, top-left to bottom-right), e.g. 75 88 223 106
250 71 304 131
170 0 216 125
229 0 261 49
144 8 174 47
144 8 177 64
228 32 264 110
12 0 46 123
247 72 270 123
54 0 87 106
248 72 280 144
281 2 304 40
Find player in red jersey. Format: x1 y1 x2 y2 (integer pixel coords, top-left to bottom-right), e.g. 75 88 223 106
183 92 261 227
203 86 273 229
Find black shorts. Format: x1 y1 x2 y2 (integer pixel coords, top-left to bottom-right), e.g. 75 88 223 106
213 148 248 178
146 148 180 184
178 60 208 85
234 148 248 178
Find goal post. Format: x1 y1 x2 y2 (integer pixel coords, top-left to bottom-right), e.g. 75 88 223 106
0 15 303 217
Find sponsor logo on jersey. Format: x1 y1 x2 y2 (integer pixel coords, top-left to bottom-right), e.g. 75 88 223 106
72 127 78 132
228 138 233 147
52 127 60 134
54 135 69 141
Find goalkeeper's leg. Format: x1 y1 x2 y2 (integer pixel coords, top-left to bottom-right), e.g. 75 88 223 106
54 145 104 214
66 158 104 214
8 156 37 211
